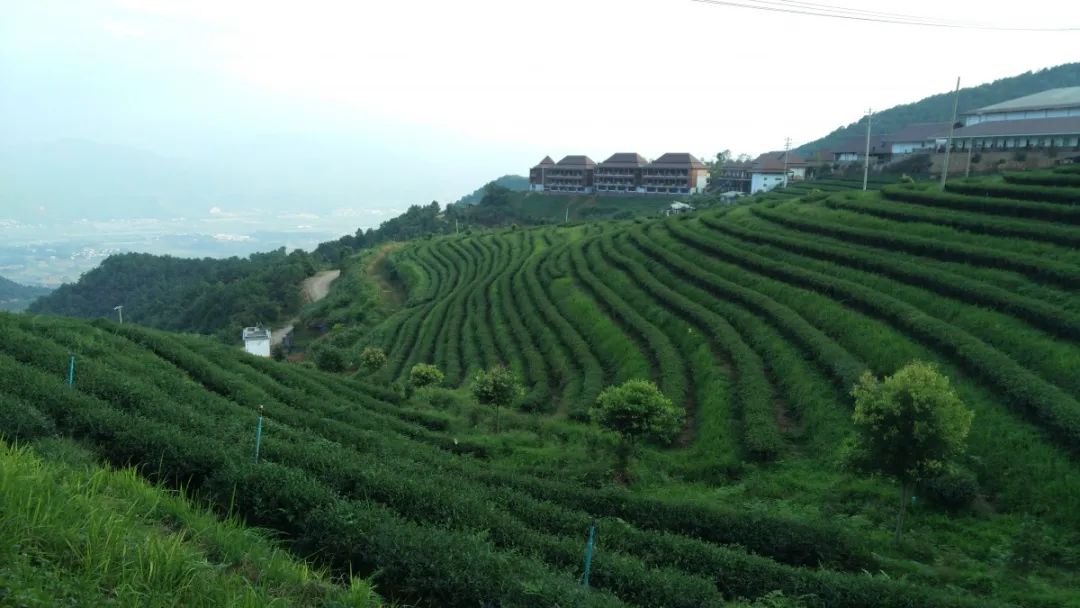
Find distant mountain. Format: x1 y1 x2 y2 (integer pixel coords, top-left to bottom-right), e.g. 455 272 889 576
453 175 530 206
798 62 1080 154
0 275 51 311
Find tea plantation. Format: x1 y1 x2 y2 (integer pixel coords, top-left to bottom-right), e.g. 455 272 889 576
4 165 1080 606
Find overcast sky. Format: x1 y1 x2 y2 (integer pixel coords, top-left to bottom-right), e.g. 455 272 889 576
2 0 1078 214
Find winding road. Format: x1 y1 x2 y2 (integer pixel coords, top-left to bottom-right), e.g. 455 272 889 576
272 269 340 346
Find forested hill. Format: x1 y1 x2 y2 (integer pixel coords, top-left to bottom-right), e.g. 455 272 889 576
29 249 316 340
798 62 1080 154
0 275 52 312
453 175 529 206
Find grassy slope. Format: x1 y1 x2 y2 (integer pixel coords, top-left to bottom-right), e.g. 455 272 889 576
0 438 379 608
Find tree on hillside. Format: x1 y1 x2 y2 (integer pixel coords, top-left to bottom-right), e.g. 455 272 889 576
471 365 523 433
591 380 684 483
845 361 974 543
707 150 733 182
409 363 444 390
358 346 387 375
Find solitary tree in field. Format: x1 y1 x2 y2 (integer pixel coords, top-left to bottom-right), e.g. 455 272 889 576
471 365 523 433
409 364 444 390
591 379 684 483
846 361 973 543
358 346 387 374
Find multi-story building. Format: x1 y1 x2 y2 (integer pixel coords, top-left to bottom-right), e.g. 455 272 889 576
528 156 555 192
641 153 709 195
713 160 753 194
594 153 648 193
545 155 597 193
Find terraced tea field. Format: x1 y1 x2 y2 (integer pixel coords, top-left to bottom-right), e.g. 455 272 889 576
5 164 1080 606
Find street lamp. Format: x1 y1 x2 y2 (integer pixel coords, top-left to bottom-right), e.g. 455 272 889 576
113 305 124 324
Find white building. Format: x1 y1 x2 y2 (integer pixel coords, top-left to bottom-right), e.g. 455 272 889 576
242 326 272 358
962 87 1080 126
749 151 807 194
950 88 1080 151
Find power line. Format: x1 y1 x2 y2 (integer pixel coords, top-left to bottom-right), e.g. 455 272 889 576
688 0 1080 31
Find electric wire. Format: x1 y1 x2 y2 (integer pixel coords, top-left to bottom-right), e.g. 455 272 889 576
689 0 1080 31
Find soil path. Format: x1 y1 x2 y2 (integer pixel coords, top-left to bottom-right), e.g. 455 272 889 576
272 269 341 346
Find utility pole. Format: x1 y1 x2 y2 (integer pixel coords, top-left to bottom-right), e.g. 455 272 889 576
113 305 124 324
862 108 873 191
565 203 570 223
940 76 962 191
782 137 792 188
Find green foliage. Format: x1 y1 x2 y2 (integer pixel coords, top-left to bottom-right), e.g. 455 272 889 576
847 362 973 541
593 380 684 446
0 275 51 312
358 346 387 374
848 362 973 485
0 440 381 607
0 394 56 441
452 175 529 206
921 466 979 512
312 343 350 373
29 248 316 340
592 380 684 480
409 363 444 389
471 365 523 433
471 366 522 407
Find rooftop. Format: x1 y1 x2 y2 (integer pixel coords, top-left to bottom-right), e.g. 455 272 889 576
951 115 1080 138
887 121 952 142
965 87 1080 116
555 155 597 169
532 155 556 168
648 153 707 169
598 152 649 168
751 151 807 173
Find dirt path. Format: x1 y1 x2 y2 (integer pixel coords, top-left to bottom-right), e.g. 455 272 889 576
367 243 405 307
272 269 340 346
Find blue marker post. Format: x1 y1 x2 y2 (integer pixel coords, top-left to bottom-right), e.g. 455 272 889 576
253 405 265 464
67 354 76 388
581 520 596 587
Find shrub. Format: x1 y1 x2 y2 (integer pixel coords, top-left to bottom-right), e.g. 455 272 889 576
409 363 444 389
357 346 387 374
312 344 349 373
471 365 523 433
0 394 56 441
921 467 979 512
592 380 684 481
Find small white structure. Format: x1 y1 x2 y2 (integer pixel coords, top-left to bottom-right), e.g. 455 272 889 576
242 327 272 358
663 201 695 216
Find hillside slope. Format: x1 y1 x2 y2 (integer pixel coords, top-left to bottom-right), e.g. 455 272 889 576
29 248 316 341
798 62 1080 153
0 275 51 312
0 438 379 607
7 166 1080 606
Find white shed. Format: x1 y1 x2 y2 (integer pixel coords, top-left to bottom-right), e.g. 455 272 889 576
242 326 272 358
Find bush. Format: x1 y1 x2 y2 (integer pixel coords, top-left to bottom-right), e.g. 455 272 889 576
357 346 387 374
409 363 444 389
312 344 349 373
0 394 56 441
921 467 979 511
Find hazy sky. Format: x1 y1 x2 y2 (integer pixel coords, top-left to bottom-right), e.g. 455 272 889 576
3 0 1078 214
